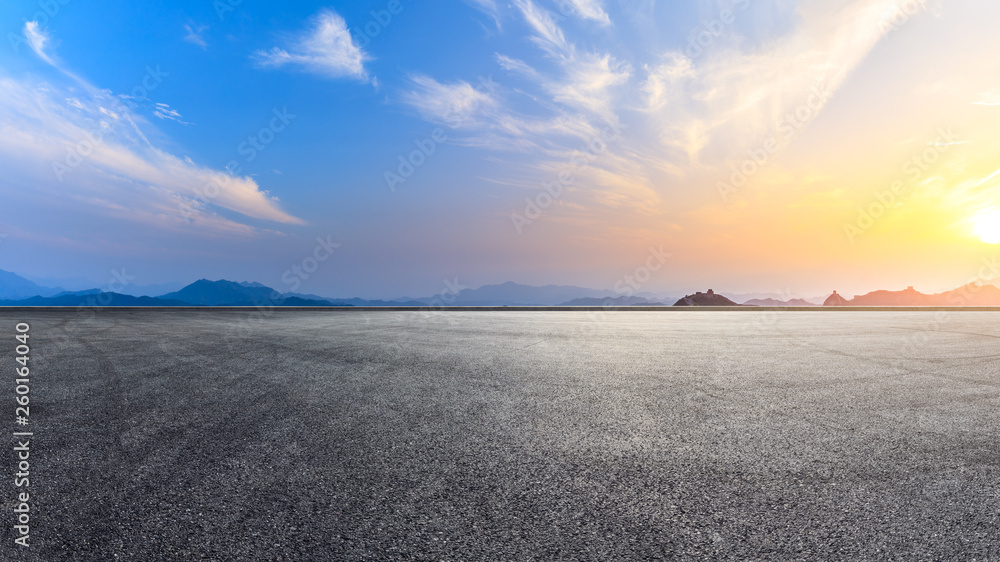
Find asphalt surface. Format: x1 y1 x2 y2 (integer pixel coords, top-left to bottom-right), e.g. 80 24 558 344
1 309 998 560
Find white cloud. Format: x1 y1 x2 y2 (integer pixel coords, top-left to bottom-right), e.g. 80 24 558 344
0 24 303 235
402 74 500 129
405 0 916 220
153 102 190 125
254 9 369 80
636 0 915 166
514 0 569 54
565 0 611 25
183 23 208 49
0 78 303 229
545 52 631 122
496 54 542 81
509 0 632 123
24 21 54 65
464 0 503 29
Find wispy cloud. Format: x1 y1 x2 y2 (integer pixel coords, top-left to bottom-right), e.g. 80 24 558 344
514 0 569 54
402 0 916 223
24 21 55 65
402 74 500 129
636 0 912 166
545 52 631 122
0 21 303 235
510 0 631 123
183 23 208 49
565 0 611 25
253 9 369 80
463 0 503 30
153 102 191 125
496 54 541 81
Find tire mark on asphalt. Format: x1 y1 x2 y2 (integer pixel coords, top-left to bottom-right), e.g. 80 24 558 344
71 316 131 556
516 339 549 351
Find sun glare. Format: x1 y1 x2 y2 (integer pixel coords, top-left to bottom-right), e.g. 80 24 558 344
973 209 1000 244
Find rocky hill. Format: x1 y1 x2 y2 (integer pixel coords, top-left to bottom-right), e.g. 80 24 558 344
673 289 739 307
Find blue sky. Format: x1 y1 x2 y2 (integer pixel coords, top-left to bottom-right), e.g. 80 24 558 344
2 0 999 298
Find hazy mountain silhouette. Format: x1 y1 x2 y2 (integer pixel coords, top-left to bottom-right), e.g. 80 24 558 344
723 292 823 305
312 296 427 307
215 296 343 307
49 289 103 298
159 280 338 306
155 280 668 307
846 286 928 306
742 298 819 306
160 279 283 306
936 283 1000 305
4 268 1000 307
835 284 1000 306
0 293 190 306
18 273 98 292
673 289 740 306
114 281 186 297
560 296 666 306
0 269 64 300
448 281 619 306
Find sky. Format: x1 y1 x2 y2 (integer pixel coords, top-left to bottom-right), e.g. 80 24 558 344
1 0 999 299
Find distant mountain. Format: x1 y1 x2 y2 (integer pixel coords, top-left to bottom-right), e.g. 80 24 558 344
823 291 849 306
158 280 356 306
835 284 1000 306
0 293 190 306
742 298 819 306
9 272 186 298
19 273 97 292
215 296 344 307
0 279 346 307
286 293 427 306
8 270 1000 308
560 296 666 306
117 281 186 298
159 279 284 306
0 269 65 300
936 283 1000 305
50 289 103 298
722 292 824 305
673 289 740 307
362 299 428 307
846 286 929 306
446 281 618 306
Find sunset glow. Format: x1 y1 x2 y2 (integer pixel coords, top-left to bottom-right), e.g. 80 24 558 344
2 0 1000 298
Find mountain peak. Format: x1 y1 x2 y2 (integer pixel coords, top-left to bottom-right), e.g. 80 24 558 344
160 279 282 306
673 290 739 307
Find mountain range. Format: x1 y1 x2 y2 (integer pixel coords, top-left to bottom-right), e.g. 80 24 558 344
561 296 667 306
0 269 64 300
826 284 1000 306
0 271 677 307
1 268 999 307
743 298 819 307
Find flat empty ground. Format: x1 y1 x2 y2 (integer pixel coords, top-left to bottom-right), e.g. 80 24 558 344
2 310 999 560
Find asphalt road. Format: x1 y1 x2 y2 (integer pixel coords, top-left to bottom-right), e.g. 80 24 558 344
1 309 998 560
